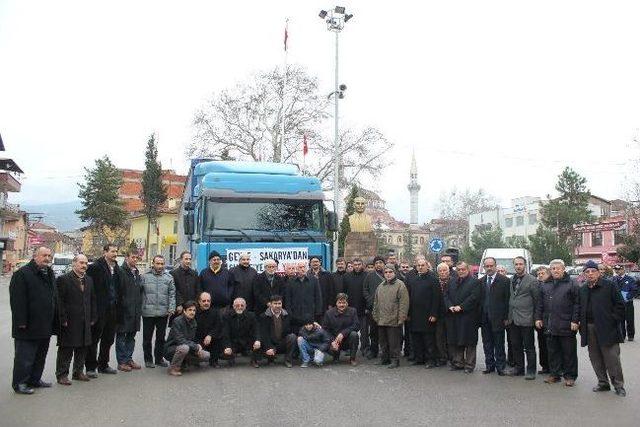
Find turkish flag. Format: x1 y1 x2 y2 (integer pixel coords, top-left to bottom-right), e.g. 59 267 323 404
303 134 308 156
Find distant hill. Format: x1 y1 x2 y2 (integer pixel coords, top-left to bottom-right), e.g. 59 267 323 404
21 200 86 232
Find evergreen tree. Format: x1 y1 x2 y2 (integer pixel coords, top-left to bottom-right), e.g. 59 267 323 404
338 184 359 256
460 225 505 264
528 225 572 264
76 156 127 246
141 133 168 262
402 229 416 262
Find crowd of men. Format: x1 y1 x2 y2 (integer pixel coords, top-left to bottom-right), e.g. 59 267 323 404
9 245 634 398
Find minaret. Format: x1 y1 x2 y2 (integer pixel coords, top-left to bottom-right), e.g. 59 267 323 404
407 150 420 227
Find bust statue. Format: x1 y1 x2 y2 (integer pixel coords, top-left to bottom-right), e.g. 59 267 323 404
348 196 373 233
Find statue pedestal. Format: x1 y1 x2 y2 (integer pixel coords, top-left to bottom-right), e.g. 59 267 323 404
344 232 378 261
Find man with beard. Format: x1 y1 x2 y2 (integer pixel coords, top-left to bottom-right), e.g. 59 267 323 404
407 258 440 368
535 259 580 387
115 251 143 372
221 298 261 368
230 253 258 312
308 256 336 317
253 259 286 314
445 262 481 373
362 256 386 359
194 292 222 368
170 251 199 315
343 258 368 355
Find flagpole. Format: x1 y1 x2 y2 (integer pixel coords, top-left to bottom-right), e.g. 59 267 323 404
281 18 289 163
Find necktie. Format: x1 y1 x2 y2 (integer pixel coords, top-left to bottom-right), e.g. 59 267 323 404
487 276 492 286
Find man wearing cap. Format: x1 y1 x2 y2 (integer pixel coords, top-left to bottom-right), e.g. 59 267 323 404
362 256 386 359
581 261 627 397
612 264 637 342
199 251 236 311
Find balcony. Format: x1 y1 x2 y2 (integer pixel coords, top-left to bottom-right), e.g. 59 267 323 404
0 172 21 192
0 200 23 220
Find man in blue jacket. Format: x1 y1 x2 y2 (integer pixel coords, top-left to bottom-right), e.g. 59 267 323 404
613 264 637 342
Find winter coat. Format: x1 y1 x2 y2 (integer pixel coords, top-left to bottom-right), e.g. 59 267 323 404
252 272 287 314
87 257 120 317
372 278 410 327
444 274 481 346
579 278 626 347
478 273 511 332
508 273 539 327
322 306 360 338
56 272 97 347
10 260 56 340
141 270 176 317
195 307 222 342
535 273 580 337
297 325 331 351
363 270 385 311
308 269 336 312
221 310 258 349
332 270 346 295
164 314 199 356
343 270 367 316
437 276 454 318
117 262 143 333
613 274 638 301
407 272 441 332
230 265 258 311
259 308 295 351
199 267 235 309
284 275 323 323
170 266 200 307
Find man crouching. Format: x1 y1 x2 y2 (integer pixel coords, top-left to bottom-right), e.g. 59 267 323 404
164 301 210 376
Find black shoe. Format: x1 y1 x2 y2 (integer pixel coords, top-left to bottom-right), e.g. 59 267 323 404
592 384 611 392
628 337 634 342
387 360 400 369
506 370 524 377
29 380 52 388
615 387 627 397
375 359 391 366
464 368 473 374
538 369 550 375
86 370 99 378
284 360 293 368
524 372 536 380
450 365 464 371
482 368 495 374
98 366 117 374
14 384 34 395
145 361 155 368
155 360 169 368
497 370 505 376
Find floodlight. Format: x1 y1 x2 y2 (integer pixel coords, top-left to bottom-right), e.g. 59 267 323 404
319 10 328 18
335 6 345 14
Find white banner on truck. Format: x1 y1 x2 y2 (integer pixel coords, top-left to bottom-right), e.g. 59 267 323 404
226 247 309 273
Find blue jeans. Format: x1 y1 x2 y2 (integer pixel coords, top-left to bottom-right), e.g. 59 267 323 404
481 313 506 371
115 332 136 365
297 338 324 364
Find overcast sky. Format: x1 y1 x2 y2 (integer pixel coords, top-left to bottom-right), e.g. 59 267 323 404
2 1 640 223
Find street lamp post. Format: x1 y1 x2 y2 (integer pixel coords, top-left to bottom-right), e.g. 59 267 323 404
319 6 353 268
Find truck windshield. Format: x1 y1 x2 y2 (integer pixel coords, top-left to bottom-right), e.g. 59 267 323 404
205 199 323 233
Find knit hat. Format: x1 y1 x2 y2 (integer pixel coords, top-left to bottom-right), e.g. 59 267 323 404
583 260 598 271
208 250 221 261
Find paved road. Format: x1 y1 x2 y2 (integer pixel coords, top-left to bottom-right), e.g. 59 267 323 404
0 275 637 426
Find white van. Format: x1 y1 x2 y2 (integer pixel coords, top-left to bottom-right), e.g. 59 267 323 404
479 248 533 278
52 253 75 277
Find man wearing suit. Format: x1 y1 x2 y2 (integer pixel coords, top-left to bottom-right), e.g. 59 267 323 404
506 256 539 380
479 257 510 375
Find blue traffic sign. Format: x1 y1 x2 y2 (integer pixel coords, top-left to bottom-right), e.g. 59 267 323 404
429 238 444 253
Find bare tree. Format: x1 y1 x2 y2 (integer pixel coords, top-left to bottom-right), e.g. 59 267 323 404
187 65 392 190
438 187 499 222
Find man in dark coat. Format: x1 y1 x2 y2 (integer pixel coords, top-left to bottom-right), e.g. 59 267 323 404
10 247 56 394
332 257 347 295
230 252 258 311
342 258 367 354
435 262 454 365
581 261 627 396
115 251 143 372
199 250 235 310
165 301 210 376
55 254 97 385
479 257 511 375
170 251 200 313
612 264 637 341
221 297 261 367
362 256 386 359
323 293 360 365
308 256 336 318
535 259 580 387
407 259 441 368
285 261 322 331
85 243 120 377
252 259 286 314
445 262 481 373
194 292 222 367
259 294 297 367
535 266 551 375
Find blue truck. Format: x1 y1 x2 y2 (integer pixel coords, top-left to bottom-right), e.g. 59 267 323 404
178 160 338 273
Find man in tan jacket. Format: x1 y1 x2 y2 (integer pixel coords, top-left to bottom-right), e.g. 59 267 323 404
373 264 409 368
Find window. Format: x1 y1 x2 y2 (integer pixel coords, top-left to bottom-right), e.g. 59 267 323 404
397 236 402 244
419 237 424 245
614 229 626 245
528 213 537 224
173 220 178 234
505 218 513 228
516 216 524 226
592 231 603 246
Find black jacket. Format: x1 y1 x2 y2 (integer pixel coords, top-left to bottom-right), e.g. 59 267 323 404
363 270 385 311
478 273 511 331
258 308 295 351
55 272 97 347
536 273 580 337
298 325 331 351
221 310 258 348
87 257 120 317
170 266 200 307
117 262 143 333
230 265 258 311
195 307 222 342
165 314 199 355
308 270 336 312
285 275 323 323
444 275 481 346
10 260 56 340
342 270 367 316
199 267 235 309
407 271 441 332
579 278 625 347
252 272 287 314
322 306 360 338
332 270 347 295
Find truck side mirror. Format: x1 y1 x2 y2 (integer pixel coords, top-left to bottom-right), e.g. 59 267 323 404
183 211 195 236
327 211 338 232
